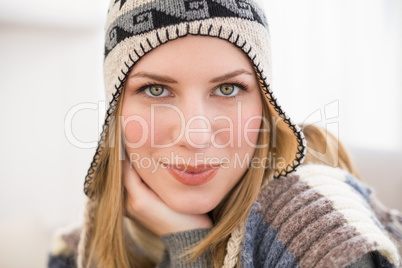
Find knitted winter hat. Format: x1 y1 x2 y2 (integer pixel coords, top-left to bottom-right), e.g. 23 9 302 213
83 0 307 197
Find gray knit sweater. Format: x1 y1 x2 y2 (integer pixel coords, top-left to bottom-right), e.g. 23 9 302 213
47 229 375 268
156 229 375 267
48 164 402 267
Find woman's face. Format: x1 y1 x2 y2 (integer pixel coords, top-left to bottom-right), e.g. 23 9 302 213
121 35 263 215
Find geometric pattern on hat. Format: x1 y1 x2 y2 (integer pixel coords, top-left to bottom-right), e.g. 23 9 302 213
105 0 268 57
84 0 307 197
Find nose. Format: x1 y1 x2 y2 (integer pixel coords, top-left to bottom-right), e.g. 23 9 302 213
173 97 212 149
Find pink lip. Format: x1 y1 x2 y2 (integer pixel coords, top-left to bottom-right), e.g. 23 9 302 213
163 164 220 186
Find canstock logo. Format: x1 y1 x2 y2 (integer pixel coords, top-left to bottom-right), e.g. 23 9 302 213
301 100 340 167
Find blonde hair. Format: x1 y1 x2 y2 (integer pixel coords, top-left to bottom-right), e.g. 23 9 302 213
80 81 361 267
300 123 361 180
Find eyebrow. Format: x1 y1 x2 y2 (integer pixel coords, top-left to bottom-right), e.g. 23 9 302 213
209 69 254 83
129 72 178 83
129 69 254 84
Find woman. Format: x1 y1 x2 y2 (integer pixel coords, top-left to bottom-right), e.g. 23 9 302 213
49 0 402 267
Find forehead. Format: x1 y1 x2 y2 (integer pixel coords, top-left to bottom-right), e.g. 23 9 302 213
131 35 254 74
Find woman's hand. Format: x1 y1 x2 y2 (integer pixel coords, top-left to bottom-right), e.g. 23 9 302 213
122 157 213 236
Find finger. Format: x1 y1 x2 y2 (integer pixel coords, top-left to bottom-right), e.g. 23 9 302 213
122 156 160 201
122 157 147 218
122 157 142 195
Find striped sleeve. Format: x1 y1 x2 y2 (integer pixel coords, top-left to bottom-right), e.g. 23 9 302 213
242 164 400 268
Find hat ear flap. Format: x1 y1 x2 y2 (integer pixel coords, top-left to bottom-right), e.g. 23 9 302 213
262 85 306 178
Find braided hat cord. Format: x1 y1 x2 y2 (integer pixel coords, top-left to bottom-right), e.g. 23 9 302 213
222 221 246 268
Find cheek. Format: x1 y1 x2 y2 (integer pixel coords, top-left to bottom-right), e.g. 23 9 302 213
238 104 263 146
123 117 149 144
121 102 154 149
210 105 262 149
241 114 262 146
121 105 181 148
121 103 145 144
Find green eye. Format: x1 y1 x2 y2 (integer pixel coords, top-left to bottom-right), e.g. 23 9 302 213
220 84 235 95
149 85 164 96
215 84 241 97
144 85 169 97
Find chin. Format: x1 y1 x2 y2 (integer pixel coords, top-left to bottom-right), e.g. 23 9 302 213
166 196 221 215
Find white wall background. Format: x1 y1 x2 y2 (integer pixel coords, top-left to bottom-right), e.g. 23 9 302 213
0 0 401 267
263 0 402 151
